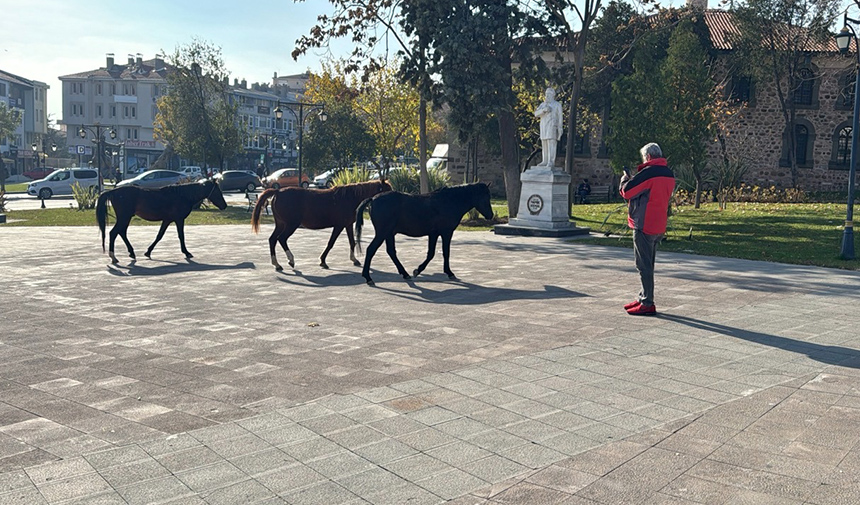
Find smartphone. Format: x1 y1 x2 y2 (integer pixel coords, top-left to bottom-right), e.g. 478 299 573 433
622 166 631 177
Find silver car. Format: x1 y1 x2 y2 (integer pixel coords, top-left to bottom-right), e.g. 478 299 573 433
117 170 190 189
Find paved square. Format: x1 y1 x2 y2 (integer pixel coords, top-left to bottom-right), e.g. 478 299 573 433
1 224 858 503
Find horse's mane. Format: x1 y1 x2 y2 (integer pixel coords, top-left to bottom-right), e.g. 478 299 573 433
330 180 389 203
152 180 210 200
430 182 487 198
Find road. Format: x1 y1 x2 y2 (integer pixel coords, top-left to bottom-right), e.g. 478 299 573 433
2 190 253 211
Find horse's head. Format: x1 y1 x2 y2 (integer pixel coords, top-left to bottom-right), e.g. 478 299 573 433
474 182 494 220
377 180 393 194
204 180 228 210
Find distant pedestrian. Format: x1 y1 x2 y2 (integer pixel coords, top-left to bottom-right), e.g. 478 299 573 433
619 143 676 316
577 179 591 203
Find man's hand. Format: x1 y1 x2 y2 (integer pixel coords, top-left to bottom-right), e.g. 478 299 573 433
620 173 630 185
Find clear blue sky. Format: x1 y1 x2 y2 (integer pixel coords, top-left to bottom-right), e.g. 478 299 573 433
0 0 355 122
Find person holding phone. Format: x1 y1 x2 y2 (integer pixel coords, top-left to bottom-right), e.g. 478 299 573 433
619 143 676 316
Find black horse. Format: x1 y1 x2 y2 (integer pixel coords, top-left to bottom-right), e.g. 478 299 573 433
354 182 494 286
96 180 228 264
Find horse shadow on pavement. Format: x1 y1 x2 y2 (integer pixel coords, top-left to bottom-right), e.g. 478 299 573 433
274 269 585 304
106 259 256 276
661 313 860 369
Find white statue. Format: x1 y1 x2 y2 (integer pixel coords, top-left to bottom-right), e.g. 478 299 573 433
534 87 564 168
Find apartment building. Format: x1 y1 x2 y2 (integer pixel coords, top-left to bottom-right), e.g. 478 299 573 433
0 69 49 175
231 80 303 173
59 53 169 173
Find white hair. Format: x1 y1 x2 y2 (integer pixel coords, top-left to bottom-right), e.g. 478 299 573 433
640 143 663 162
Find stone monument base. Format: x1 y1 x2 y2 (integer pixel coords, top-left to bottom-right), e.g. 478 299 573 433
493 167 590 237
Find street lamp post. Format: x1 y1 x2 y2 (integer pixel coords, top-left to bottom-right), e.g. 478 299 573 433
836 18 859 260
30 137 58 171
275 101 327 186
78 124 117 192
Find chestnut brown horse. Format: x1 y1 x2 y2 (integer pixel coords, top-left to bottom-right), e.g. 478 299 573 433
251 180 391 270
96 180 228 264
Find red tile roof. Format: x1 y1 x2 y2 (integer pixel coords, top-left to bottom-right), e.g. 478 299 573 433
704 9 852 53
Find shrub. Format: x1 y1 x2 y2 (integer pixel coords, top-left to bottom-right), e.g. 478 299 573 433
332 166 374 186
71 182 99 210
387 167 451 194
675 184 807 206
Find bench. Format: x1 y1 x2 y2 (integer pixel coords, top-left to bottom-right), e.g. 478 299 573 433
246 191 271 214
575 184 612 204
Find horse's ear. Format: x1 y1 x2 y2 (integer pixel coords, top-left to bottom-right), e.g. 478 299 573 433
485 181 492 189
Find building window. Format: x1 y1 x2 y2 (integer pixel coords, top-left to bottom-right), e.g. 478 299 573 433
729 75 752 103
110 83 116 95
96 83 102 95
110 105 116 118
794 68 815 106
795 125 809 165
837 127 851 165
131 106 136 118
780 119 815 168
96 104 102 118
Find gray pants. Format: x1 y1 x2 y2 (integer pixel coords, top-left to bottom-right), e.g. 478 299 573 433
633 230 662 306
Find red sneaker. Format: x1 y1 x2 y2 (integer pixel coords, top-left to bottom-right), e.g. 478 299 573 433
624 300 641 310
627 304 656 316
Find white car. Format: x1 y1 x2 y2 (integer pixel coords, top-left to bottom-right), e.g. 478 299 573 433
312 168 344 188
177 166 203 180
27 168 100 199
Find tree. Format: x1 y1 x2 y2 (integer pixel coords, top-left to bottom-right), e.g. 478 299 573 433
302 105 376 170
731 0 841 187
0 104 22 192
293 0 441 193
153 40 245 171
661 18 716 208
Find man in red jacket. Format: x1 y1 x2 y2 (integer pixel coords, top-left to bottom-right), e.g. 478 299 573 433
619 143 676 316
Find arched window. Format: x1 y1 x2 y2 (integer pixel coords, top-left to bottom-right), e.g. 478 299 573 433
795 125 809 165
837 127 851 165
781 118 815 168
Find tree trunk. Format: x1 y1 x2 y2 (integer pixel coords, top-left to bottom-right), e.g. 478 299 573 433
694 177 701 209
565 49 584 217
151 144 174 169
418 95 429 193
498 108 521 217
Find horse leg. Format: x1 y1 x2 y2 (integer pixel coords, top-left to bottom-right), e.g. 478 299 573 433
413 234 438 278
345 226 361 267
145 221 171 259
175 220 193 258
110 215 135 263
268 223 286 271
441 231 457 280
319 226 343 269
361 235 385 286
278 224 299 268
385 237 411 280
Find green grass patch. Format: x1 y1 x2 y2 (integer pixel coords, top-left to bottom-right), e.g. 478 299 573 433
570 201 858 270
2 183 29 193
2 204 273 227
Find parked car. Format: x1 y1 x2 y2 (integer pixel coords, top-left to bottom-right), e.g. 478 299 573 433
214 170 262 192
312 167 344 189
22 168 53 181
262 168 311 189
116 170 190 189
27 168 100 199
176 166 203 180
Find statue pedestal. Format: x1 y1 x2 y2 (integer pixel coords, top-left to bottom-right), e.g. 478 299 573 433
494 168 590 237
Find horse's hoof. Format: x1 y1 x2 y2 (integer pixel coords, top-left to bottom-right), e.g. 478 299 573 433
412 269 420 277
366 280 375 286
144 252 152 259
448 274 458 280
111 259 119 265
275 266 283 272
185 253 194 259
288 262 295 268
129 254 136 259
320 263 329 269
353 260 361 267
403 274 411 280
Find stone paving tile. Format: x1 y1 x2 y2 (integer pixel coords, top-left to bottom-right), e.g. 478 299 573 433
2 227 860 503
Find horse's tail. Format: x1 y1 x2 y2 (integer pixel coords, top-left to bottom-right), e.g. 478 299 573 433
251 188 277 234
354 197 373 255
96 191 112 253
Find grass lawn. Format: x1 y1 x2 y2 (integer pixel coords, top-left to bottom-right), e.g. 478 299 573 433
2 204 273 227
569 201 858 270
2 183 29 193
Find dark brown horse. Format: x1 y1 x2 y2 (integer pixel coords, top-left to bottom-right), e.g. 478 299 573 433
96 180 228 264
251 180 392 270
355 182 494 285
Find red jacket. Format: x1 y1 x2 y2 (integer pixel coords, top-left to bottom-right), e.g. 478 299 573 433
619 158 675 235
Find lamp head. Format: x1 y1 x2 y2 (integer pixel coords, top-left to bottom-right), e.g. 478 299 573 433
319 110 328 122
31 142 37 151
837 26 853 54
275 106 283 120
109 129 117 140
78 127 86 139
